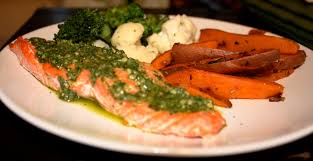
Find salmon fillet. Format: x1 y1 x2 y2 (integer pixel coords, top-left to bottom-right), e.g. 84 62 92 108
9 37 226 137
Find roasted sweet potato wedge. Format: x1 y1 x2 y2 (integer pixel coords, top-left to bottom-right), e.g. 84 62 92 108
199 29 299 54
165 68 284 99
191 40 219 48
253 69 294 81
182 86 232 108
191 49 280 74
161 57 224 76
243 50 306 81
151 41 219 70
162 50 279 76
151 50 172 70
273 50 306 71
172 43 243 64
248 29 266 35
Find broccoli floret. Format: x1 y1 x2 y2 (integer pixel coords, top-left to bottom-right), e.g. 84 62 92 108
54 9 107 43
103 3 144 29
55 3 145 43
129 14 169 45
54 3 168 44
54 8 116 43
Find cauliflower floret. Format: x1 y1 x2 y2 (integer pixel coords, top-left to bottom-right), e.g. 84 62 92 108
147 15 197 53
147 32 171 54
111 16 196 63
111 22 158 63
117 45 158 63
112 22 144 46
93 40 109 48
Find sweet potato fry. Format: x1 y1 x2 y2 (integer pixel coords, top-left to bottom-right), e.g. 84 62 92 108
161 57 223 76
234 50 306 79
151 50 172 70
190 41 219 48
248 29 266 35
161 63 189 76
273 50 306 71
172 43 242 64
182 85 232 108
151 41 219 70
199 29 299 54
253 69 294 81
165 68 284 99
162 50 279 76
240 50 306 80
192 49 279 74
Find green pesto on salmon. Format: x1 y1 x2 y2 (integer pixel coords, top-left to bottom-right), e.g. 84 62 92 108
29 37 214 113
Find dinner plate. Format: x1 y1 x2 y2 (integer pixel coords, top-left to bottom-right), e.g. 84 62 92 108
0 17 313 157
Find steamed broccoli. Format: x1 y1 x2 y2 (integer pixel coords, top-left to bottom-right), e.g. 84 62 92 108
54 3 168 44
54 9 109 43
131 14 168 45
104 3 144 29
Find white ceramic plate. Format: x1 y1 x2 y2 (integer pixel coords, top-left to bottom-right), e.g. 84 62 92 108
0 17 313 157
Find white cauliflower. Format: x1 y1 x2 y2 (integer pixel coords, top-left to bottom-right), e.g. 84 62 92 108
147 14 197 53
93 40 109 48
111 22 158 63
111 15 197 63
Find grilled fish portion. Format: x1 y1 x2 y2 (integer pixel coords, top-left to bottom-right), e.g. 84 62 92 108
9 37 226 137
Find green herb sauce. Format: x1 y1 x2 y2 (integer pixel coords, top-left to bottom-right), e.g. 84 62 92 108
29 37 214 113
49 89 124 123
74 98 124 123
58 77 80 101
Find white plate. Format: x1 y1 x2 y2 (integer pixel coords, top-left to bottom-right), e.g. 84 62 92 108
0 17 313 157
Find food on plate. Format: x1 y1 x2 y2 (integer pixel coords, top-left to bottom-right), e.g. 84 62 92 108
192 49 279 74
163 49 280 75
147 14 197 53
154 28 306 107
151 41 220 70
252 69 294 82
54 3 199 64
272 50 306 71
199 29 300 54
171 41 230 64
109 14 198 63
182 86 232 108
54 3 168 44
165 68 284 99
248 29 266 35
151 50 173 70
111 22 158 63
8 2 307 138
251 50 306 81
9 37 226 137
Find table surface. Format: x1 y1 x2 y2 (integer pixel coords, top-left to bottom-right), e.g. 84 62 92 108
1 3 313 161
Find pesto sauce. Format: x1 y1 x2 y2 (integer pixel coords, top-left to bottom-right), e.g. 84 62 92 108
29 37 214 113
58 77 79 101
74 98 124 123
49 89 124 123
